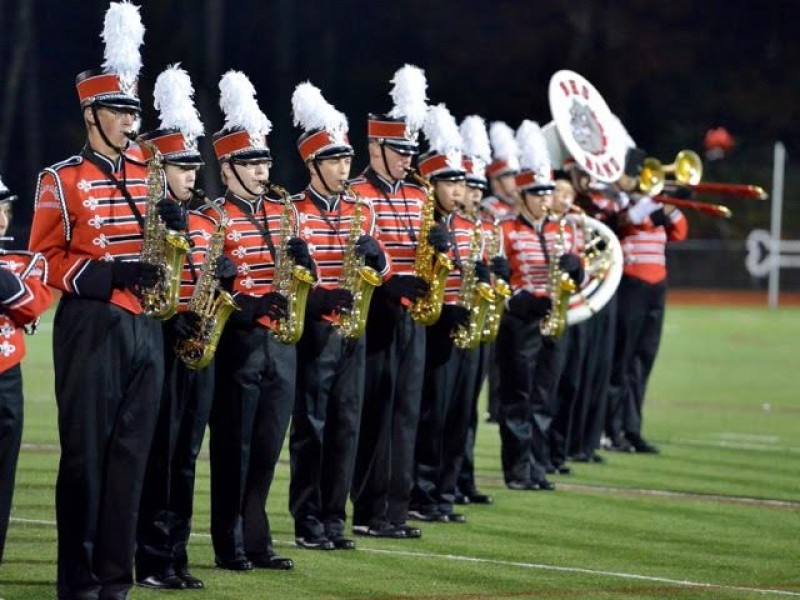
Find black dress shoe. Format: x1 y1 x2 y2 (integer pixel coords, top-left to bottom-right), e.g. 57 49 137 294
177 569 204 589
215 556 255 571
533 478 556 491
295 535 335 550
467 492 494 505
544 464 557 474
328 535 356 550
408 509 448 522
555 464 572 475
506 480 534 490
353 523 407 538
250 550 295 570
136 573 187 589
454 493 470 505
393 523 422 538
607 436 634 452
629 436 660 454
590 452 605 463
443 512 467 523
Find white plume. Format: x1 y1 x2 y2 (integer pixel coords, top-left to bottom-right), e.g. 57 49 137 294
153 64 204 140
219 70 272 136
460 116 491 164
291 81 348 139
516 120 551 177
423 103 462 168
489 121 520 171
101 1 144 89
0 175 9 195
387 64 428 136
611 113 636 150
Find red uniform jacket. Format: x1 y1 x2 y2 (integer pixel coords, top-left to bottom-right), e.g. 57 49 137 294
619 208 688 284
349 169 425 278
480 194 517 220
0 251 53 372
29 147 151 314
177 210 217 311
441 210 487 306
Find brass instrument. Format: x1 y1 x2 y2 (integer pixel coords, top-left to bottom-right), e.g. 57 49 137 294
267 182 317 344
481 213 512 343
175 201 240 370
452 211 495 350
639 149 703 196
540 214 577 338
333 183 382 339
407 169 454 325
134 135 191 319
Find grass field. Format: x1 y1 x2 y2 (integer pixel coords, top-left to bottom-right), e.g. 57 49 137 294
1 305 799 599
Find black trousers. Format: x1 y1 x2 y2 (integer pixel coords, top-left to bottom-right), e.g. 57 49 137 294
608 277 666 439
352 296 425 528
496 313 567 484
457 342 489 496
486 342 501 422
290 320 365 539
53 298 163 600
0 363 22 565
552 321 588 466
209 325 295 561
136 317 215 577
411 305 480 515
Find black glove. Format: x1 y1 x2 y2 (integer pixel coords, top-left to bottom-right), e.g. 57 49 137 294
214 256 237 292
383 274 429 302
490 256 511 281
171 311 202 339
157 199 187 231
447 305 471 330
474 260 491 284
286 237 317 274
307 287 354 318
0 268 23 304
670 186 693 200
111 261 162 291
427 224 450 252
235 292 288 324
649 208 668 227
558 253 584 286
507 291 551 321
355 235 387 272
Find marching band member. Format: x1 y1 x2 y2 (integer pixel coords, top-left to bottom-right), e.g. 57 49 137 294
481 122 521 423
608 141 688 454
495 121 583 492
350 65 438 539
0 177 52 565
205 71 304 572
408 104 487 524
28 4 180 598
289 82 389 551
133 65 222 590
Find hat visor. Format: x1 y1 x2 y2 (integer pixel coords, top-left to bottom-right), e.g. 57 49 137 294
94 96 142 112
430 169 467 182
520 184 555 195
0 193 18 203
314 145 355 160
382 140 419 156
165 153 205 168
229 148 273 163
466 175 488 190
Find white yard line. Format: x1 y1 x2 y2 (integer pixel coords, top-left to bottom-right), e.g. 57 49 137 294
10 517 800 598
673 438 800 454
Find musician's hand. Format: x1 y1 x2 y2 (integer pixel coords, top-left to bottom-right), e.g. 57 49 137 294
671 186 693 200
508 291 551 321
261 291 288 319
627 196 663 225
427 225 450 252
235 292 288 323
355 235 387 271
383 274 429 302
308 286 354 317
172 311 202 339
474 260 491 284
156 199 187 231
449 305 471 329
111 261 161 291
286 237 317 274
490 256 511 281
558 253 584 286
0 268 23 305
214 256 237 293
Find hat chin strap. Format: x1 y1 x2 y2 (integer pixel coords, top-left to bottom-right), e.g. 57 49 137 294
230 161 263 199
379 143 398 184
91 104 127 155
312 159 339 197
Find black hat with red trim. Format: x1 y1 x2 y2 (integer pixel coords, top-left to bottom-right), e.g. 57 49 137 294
367 65 428 156
292 82 353 162
212 71 273 163
76 1 144 112
418 104 465 182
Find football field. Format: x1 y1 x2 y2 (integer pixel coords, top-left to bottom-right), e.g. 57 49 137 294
1 304 799 599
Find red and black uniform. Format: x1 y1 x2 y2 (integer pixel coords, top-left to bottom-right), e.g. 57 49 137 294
410 210 483 520
608 205 688 446
0 250 52 563
496 213 577 487
481 194 517 220
203 191 297 565
349 169 429 533
29 147 165 599
136 208 217 580
290 185 390 543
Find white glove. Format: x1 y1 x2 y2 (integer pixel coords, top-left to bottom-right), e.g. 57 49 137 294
627 196 663 225
615 191 630 209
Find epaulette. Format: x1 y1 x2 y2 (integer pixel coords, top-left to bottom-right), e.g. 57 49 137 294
188 209 218 226
348 176 368 185
48 155 83 172
124 145 148 166
289 192 305 203
402 180 426 193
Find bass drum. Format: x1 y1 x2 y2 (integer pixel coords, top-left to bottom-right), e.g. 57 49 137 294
566 215 623 326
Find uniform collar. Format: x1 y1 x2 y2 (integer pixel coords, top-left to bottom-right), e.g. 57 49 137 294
225 190 262 213
306 184 340 212
364 166 402 194
82 146 124 173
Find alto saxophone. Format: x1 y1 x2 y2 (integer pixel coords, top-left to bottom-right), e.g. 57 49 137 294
268 182 317 345
333 183 382 339
481 212 512 343
451 210 495 350
539 214 577 339
175 201 240 370
134 135 191 320
407 169 454 325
